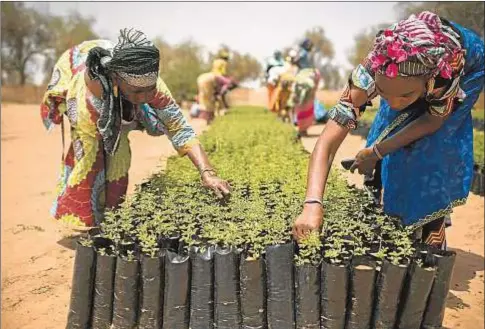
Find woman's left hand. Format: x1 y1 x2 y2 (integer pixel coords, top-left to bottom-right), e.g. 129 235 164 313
202 172 232 199
350 147 379 175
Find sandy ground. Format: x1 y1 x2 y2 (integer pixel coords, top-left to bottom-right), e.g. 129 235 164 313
1 103 483 329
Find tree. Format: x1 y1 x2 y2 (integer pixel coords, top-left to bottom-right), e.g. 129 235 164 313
321 64 343 90
303 26 335 61
227 52 262 82
395 2 484 39
156 38 207 101
49 12 98 57
1 2 51 85
209 45 262 83
347 23 390 68
299 27 336 89
43 11 99 82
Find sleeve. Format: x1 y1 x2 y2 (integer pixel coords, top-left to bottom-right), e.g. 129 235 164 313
215 75 233 95
443 55 484 122
327 64 377 130
145 77 200 156
40 47 73 130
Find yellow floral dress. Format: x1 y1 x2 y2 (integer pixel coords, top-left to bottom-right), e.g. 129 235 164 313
41 40 199 227
212 58 228 76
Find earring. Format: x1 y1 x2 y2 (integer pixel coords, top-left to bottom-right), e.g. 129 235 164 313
113 84 119 97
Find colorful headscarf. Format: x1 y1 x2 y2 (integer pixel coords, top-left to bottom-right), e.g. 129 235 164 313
85 28 160 155
363 11 467 117
367 11 465 80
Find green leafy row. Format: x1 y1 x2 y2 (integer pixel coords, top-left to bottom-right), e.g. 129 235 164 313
96 106 415 267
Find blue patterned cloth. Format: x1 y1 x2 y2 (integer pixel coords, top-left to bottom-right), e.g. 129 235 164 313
297 48 312 70
366 22 484 227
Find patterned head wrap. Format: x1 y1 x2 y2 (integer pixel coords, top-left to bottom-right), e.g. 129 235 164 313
85 28 160 155
361 11 467 117
217 49 230 60
367 11 465 80
97 28 160 87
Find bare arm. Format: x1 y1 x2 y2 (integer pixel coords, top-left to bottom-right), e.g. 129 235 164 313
306 87 368 198
186 143 231 199
377 111 448 156
293 87 368 240
186 142 215 174
305 121 350 200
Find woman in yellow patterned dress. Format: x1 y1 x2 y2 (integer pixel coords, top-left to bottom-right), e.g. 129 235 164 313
267 58 297 122
212 49 230 76
41 29 231 228
196 71 237 124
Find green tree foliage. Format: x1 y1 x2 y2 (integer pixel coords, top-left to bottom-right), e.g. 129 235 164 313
43 12 99 83
304 26 335 60
156 38 208 101
395 2 484 39
1 3 98 85
208 45 262 83
301 27 343 90
1 2 51 85
347 23 390 68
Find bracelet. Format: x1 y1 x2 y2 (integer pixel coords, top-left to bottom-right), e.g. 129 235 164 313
200 168 217 177
304 198 323 207
373 144 384 160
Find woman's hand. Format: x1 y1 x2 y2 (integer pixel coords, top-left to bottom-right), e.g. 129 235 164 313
292 204 324 242
350 147 379 175
186 144 231 198
201 171 231 199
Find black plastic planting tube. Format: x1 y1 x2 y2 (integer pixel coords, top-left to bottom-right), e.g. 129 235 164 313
346 256 377 329
190 246 215 329
91 238 117 329
162 251 190 329
265 242 295 329
395 262 436 329
320 261 349 329
371 260 408 329
138 253 164 329
295 264 321 329
111 253 140 329
158 234 180 253
66 241 96 329
214 246 242 329
240 255 267 329
422 250 457 329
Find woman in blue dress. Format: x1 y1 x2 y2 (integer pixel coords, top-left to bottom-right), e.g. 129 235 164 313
293 11 484 248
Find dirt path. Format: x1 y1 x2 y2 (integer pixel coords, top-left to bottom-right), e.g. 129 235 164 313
1 104 483 329
302 124 484 329
0 103 208 329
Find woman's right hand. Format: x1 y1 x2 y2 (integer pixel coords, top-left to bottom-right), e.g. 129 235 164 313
292 203 324 242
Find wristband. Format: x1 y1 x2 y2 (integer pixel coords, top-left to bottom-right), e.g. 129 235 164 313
373 144 384 160
304 198 323 207
200 168 216 177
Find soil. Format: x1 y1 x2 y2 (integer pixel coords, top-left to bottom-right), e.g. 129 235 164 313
1 103 483 329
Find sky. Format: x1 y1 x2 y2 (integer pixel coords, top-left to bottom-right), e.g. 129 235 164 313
28 1 399 85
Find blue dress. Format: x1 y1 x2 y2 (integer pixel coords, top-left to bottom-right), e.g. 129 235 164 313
297 48 312 70
365 22 484 227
